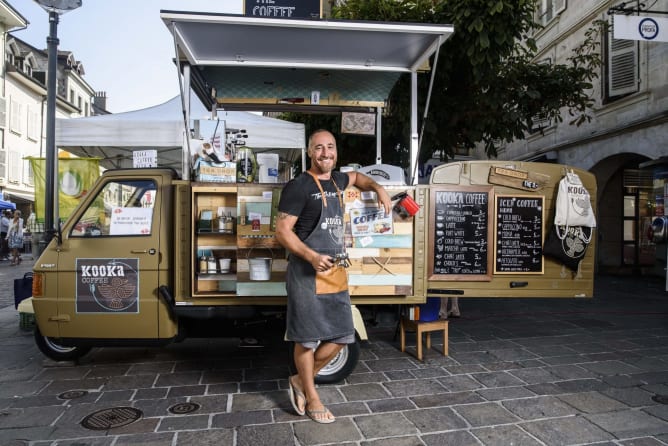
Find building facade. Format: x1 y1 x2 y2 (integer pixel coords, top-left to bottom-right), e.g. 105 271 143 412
0 2 101 215
487 0 668 276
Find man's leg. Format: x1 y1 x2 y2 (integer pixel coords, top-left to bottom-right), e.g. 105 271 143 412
292 342 343 422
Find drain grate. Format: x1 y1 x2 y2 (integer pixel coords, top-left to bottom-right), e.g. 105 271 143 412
58 390 88 400
81 407 142 430
168 402 201 414
652 394 668 405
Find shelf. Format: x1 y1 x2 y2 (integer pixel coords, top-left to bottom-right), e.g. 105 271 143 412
197 229 235 235
197 273 236 280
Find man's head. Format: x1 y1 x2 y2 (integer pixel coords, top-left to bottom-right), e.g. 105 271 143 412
307 130 337 175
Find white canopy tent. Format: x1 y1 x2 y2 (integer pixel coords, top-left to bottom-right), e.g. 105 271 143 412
55 95 305 172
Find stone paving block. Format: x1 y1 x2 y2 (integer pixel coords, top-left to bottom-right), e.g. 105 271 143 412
444 364 487 375
502 396 575 420
437 375 483 392
240 380 280 393
564 342 610 354
585 410 668 438
112 432 175 445
86 365 132 377
346 372 387 384
411 367 450 379
411 391 484 408
580 360 643 376
175 428 234 446
158 414 209 432
509 367 559 385
0 380 48 398
557 391 629 413
521 415 614 444
421 429 481 445
472 371 526 387
643 383 668 395
489 348 539 362
355 412 418 438
100 375 157 391
449 351 498 365
643 404 668 422
132 397 187 418
618 437 668 446
0 427 55 445
133 387 168 400
97 390 134 403
35 367 91 381
212 410 273 428
476 386 536 401
555 378 610 393
453 402 520 427
206 382 239 395
127 362 175 375
523 382 563 395
340 383 390 401
367 397 416 413
327 401 370 417
523 344 577 357
384 379 447 397
471 424 543 446
603 387 657 407
245 366 288 382
365 358 418 372
633 371 668 385
189 394 231 414
8 394 63 408
403 406 467 433
0 406 64 429
231 390 290 411
360 435 424 446
110 417 160 436
48 436 114 446
384 370 415 381
539 355 588 366
294 417 361 445
153 371 202 387
603 375 647 388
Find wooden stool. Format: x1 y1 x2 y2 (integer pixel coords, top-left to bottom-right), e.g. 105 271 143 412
400 318 449 361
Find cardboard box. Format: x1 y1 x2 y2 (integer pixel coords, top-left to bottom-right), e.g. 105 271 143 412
194 159 236 183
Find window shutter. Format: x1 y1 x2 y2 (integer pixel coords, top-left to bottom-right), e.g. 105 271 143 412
8 150 20 183
553 0 566 16
0 97 6 128
608 37 638 97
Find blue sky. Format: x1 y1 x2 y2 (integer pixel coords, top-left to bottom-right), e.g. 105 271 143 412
13 1 242 113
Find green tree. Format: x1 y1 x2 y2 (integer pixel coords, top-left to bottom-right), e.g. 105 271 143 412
318 0 604 166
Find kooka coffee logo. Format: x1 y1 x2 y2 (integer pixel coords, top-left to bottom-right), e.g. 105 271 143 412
76 258 139 313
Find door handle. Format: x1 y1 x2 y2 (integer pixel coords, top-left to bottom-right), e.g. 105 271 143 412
131 248 156 255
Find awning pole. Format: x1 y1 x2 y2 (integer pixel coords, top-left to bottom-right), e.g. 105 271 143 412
376 106 382 163
172 22 192 180
409 72 418 185
413 37 441 183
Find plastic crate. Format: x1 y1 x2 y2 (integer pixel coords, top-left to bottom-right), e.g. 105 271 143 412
19 312 35 330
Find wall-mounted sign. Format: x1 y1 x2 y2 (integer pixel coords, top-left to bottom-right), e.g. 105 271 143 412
244 0 321 19
494 195 544 274
614 15 668 42
341 112 376 135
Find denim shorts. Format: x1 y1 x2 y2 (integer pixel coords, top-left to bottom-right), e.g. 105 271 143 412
300 333 355 350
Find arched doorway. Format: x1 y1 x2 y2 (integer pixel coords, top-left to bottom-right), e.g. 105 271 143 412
591 153 655 274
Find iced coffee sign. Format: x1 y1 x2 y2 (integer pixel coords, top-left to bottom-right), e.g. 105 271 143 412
109 207 153 235
244 0 321 18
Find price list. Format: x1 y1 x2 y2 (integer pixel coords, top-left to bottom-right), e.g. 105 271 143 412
430 187 493 280
494 195 544 274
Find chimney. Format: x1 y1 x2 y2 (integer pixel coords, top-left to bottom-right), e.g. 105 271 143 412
94 91 107 111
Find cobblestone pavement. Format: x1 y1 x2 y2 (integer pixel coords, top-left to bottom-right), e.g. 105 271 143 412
0 256 666 445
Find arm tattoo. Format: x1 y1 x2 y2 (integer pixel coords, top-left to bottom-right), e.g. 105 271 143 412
277 212 291 220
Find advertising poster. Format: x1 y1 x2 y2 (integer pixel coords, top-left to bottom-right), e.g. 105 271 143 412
349 207 393 237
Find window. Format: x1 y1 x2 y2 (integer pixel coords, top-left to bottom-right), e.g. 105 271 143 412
8 150 20 183
9 98 21 135
23 157 32 186
536 0 567 26
607 35 638 98
69 89 75 104
27 106 39 141
71 179 156 237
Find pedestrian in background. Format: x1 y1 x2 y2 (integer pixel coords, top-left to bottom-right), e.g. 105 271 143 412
6 210 23 265
0 210 10 260
439 297 461 319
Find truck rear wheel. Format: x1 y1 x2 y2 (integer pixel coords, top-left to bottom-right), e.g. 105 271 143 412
34 326 91 361
289 339 360 384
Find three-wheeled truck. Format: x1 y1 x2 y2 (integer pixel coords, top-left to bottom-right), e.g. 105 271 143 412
30 13 596 382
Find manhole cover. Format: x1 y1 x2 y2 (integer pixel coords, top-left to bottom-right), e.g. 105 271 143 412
81 407 142 430
652 394 668 404
58 390 88 400
168 402 201 414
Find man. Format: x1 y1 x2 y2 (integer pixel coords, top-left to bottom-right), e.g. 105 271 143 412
0 210 10 260
275 130 391 423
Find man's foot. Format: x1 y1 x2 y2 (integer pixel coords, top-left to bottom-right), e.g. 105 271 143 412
288 375 306 416
448 309 461 318
439 311 448 320
305 402 335 424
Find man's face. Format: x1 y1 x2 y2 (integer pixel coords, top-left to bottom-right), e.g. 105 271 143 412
308 131 338 175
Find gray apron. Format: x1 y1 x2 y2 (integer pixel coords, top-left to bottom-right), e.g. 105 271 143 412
285 173 353 343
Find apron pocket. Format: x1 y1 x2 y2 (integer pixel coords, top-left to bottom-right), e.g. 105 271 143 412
315 266 348 295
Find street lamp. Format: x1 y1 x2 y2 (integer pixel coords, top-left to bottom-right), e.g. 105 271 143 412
34 0 82 242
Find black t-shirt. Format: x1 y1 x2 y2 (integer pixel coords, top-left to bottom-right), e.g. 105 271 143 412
278 171 350 241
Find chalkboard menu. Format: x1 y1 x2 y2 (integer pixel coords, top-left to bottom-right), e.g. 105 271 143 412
494 195 544 274
429 187 493 281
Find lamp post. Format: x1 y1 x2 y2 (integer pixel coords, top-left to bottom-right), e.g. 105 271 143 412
34 0 82 242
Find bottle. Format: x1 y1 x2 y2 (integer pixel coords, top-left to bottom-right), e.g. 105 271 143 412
224 212 234 234
236 147 257 183
207 256 217 274
199 255 208 274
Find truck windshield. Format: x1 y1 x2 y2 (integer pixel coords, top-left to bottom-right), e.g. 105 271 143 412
70 179 157 237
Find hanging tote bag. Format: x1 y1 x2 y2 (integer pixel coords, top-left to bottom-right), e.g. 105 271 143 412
554 171 597 228
543 225 592 272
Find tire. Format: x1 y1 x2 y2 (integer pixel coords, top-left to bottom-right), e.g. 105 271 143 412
34 326 91 361
288 339 361 384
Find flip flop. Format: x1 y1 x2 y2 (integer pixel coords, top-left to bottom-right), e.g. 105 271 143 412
306 407 335 424
288 377 306 416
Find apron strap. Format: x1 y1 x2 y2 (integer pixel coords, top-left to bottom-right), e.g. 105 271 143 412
306 171 343 209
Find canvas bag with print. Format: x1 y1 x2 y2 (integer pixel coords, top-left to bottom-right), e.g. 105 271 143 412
554 171 596 228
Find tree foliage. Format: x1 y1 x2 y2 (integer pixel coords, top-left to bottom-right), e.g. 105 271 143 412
309 0 605 166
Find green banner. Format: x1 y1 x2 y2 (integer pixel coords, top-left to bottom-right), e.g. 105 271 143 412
29 157 100 223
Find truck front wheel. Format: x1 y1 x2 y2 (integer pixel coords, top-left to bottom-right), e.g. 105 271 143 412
34 326 91 361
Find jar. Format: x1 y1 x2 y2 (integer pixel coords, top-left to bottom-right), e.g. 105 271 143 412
207 256 217 274
199 256 208 274
224 212 234 233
